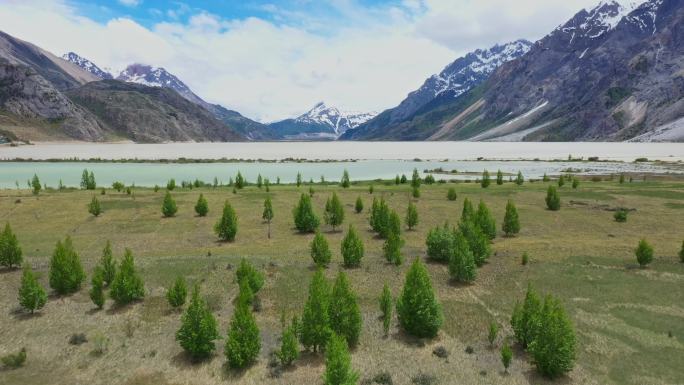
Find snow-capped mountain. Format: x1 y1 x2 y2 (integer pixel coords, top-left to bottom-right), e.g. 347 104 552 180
61 52 113 79
267 102 377 139
116 64 201 103
552 0 641 44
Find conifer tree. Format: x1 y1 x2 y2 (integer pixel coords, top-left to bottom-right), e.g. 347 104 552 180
459 220 490 267
257 174 263 189
323 333 359 385
235 258 264 294
293 194 320 233
370 197 391 237
215 201 238 241
461 198 474 222
635 239 654 267
100 241 116 286
49 236 85 295
543 173 550 182
447 187 457 201
81 169 90 189
545 186 561 211
262 196 274 238
515 171 524 186
194 194 209 217
488 321 499 347
426 223 454 263
401 174 407 184
379 282 393 336
88 196 102 217
341 170 351 188
368 185 374 194
89 266 105 309
510 284 542 348
225 303 261 369
411 186 421 198
324 192 345 231
354 196 363 214
619 173 625 184
235 171 246 189
448 230 476 283
110 249 145 305
301 269 331 352
572 177 580 189
311 231 332 267
475 200 497 240
277 321 300 366
481 170 491 188
501 342 512 373
496 170 504 185
502 200 520 236
176 285 219 360
167 276 188 309
328 272 362 347
296 172 302 187
529 295 576 378
395 175 401 185
341 225 364 268
237 276 254 307
558 174 565 187
396 258 442 338
0 223 22 269
31 174 41 195
166 178 176 191
383 229 404 266
18 264 47 314
161 192 178 217
411 168 421 189
406 201 418 230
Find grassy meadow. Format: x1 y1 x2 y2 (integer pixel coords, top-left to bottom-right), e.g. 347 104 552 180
0 176 683 385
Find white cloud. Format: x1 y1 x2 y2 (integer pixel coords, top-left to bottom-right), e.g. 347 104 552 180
0 0 613 121
118 0 141 7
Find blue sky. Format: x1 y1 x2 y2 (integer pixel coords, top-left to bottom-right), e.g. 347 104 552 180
0 0 603 121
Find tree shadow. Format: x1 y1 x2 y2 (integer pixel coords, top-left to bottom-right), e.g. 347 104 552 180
522 367 574 385
105 301 139 315
220 362 251 381
170 350 217 370
85 307 103 316
295 350 325 368
0 267 20 275
10 308 44 321
391 329 428 348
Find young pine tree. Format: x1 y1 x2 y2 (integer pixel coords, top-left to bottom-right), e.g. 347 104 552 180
354 196 364 214
88 196 102 217
100 241 116 286
515 171 524 186
411 186 421 198
0 223 23 268
293 194 320 233
396 258 443 338
475 200 497 240
411 168 421 189
296 172 302 187
18 264 47 314
176 285 219 360
545 186 561 211
572 177 580 189
235 171 246 189
488 321 499 347
324 192 345 231
110 249 145 305
448 230 476 283
194 194 209 217
161 192 178 217
368 185 374 194
481 170 491 188
166 178 176 191
225 303 261 369
502 200 520 237
510 284 542 348
328 272 362 347
31 174 41 195
235 258 265 294
300 269 331 352
447 187 457 201
256 174 263 189
262 196 274 239
167 276 188 309
635 239 654 267
311 231 332 267
323 333 359 385
379 282 393 336
383 229 404 266
215 201 238 241
341 225 364 268
89 266 105 309
529 295 576 378
236 276 255 307
49 236 85 295
496 170 504 185
426 223 454 263
340 170 351 188
461 198 474 222
501 342 513 374
406 201 419 230
459 220 491 267
277 321 300 366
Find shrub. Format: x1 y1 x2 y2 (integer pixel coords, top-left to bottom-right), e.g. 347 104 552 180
18 264 47 313
501 342 512 373
161 192 177 217
225 303 261 369
263 196 274 238
236 276 254 307
176 285 219 360
475 200 496 240
459 220 490 267
324 192 345 231
572 178 580 189
635 239 654 267
49 236 85 295
614 209 628 222
396 258 442 338
235 258 265 294
277 322 300 366
0 223 23 268
1 348 26 369
166 179 176 190
411 168 421 189
100 241 116 286
558 175 565 187
369 185 374 194
370 197 389 237
481 170 491 188
515 171 524 186
235 171 246 188
496 170 504 185
293 194 320 233
448 230 476 283
167 276 188 309
529 296 576 378
383 230 404 266
328 272 362 347
301 269 331 352
545 186 560 211
340 169 351 188
379 283 393 336
89 267 105 309
488 321 498 347
323 333 359 385
461 198 474 222
502 200 520 236
341 225 364 268
426 224 453 263
447 187 457 201
510 284 541 348
311 231 332 267
88 196 102 217
194 194 209 216
215 201 238 241
110 249 145 305
405 202 419 230
355 196 364 213
412 186 420 198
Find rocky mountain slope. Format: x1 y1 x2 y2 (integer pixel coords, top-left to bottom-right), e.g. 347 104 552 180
343 0 684 141
62 52 113 80
267 102 376 139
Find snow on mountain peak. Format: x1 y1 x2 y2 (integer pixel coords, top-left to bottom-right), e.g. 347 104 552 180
61 52 113 79
557 0 644 41
296 102 377 135
116 64 191 94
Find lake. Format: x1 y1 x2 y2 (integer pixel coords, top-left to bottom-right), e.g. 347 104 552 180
0 142 682 188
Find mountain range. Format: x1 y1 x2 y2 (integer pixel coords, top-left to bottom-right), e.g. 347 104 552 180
1 0 682 143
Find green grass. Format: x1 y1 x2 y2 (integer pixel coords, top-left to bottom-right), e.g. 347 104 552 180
0 179 682 385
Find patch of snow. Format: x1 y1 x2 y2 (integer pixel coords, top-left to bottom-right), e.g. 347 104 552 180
295 102 377 135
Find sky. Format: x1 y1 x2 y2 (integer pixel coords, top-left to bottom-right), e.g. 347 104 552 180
0 0 610 122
